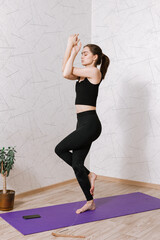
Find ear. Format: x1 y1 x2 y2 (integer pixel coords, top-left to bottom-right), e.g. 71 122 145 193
93 54 98 62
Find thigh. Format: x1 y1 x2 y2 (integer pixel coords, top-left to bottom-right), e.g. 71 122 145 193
56 125 93 152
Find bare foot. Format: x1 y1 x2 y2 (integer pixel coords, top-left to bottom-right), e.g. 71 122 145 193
76 200 96 214
88 172 97 196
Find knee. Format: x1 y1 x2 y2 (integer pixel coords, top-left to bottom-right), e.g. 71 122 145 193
54 144 61 156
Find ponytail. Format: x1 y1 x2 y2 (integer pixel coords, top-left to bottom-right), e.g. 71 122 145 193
100 53 110 80
83 44 110 80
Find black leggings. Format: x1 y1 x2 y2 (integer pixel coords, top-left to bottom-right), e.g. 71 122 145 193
54 110 102 201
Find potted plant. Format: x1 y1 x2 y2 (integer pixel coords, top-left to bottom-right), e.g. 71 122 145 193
0 146 16 211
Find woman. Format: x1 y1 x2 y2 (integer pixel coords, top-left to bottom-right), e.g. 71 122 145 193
55 34 110 214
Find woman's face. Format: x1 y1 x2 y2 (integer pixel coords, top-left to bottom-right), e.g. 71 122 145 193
81 47 97 67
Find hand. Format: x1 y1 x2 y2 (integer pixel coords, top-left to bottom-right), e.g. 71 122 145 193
68 34 80 46
71 41 82 56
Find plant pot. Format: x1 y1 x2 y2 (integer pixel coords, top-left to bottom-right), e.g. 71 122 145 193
0 190 15 211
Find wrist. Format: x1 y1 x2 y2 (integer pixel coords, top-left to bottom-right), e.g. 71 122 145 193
67 41 73 48
70 52 77 58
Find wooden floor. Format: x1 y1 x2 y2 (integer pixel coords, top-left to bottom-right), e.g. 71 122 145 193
1 177 160 240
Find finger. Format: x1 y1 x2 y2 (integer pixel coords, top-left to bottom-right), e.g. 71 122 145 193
75 39 80 44
75 34 79 40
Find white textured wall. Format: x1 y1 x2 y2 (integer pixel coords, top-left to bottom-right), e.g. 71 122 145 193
0 0 91 194
1 0 159 195
90 0 160 184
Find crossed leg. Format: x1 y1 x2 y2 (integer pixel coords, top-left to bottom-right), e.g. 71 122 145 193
55 125 97 213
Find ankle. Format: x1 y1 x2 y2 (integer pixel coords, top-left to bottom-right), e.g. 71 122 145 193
87 199 94 203
89 172 96 176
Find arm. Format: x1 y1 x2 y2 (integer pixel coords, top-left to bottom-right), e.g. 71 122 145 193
62 34 80 80
63 39 81 78
63 53 77 78
62 41 73 72
63 54 99 80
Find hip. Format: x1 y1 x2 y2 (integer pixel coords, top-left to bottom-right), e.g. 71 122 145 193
76 110 102 132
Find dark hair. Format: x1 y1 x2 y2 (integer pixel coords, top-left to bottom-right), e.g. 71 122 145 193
83 44 110 80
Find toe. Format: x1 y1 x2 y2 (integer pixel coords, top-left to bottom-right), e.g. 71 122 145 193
76 208 83 214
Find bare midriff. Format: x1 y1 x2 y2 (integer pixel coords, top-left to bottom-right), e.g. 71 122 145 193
75 105 96 113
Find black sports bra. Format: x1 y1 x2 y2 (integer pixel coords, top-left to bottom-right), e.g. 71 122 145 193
75 77 102 107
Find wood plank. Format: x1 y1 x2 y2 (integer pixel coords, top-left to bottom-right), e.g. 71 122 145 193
0 177 160 239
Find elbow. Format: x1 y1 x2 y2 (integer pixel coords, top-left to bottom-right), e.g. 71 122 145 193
63 72 67 78
62 67 73 78
62 70 66 78
62 68 66 77
63 70 72 78
62 68 73 78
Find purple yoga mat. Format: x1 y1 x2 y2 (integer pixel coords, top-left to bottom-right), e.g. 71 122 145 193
0 192 160 235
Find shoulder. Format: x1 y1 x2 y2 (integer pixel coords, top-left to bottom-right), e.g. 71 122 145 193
91 67 101 78
90 67 100 74
87 67 102 84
